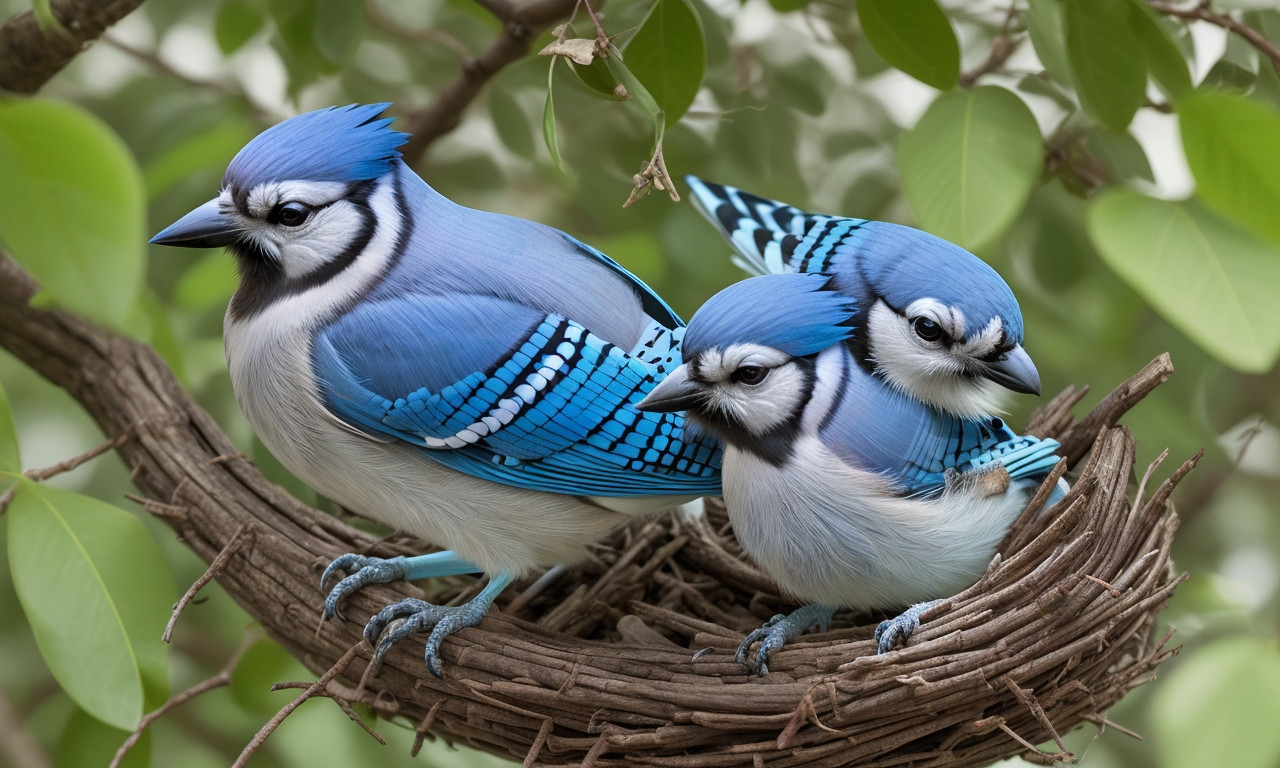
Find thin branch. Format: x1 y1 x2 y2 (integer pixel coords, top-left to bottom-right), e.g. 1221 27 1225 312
110 629 262 768
399 0 583 164
269 681 386 744
24 430 133 481
1 432 133 516
163 523 255 643
1149 0 1280 77
0 0 146 93
364 0 471 60
232 642 364 768
100 35 277 122
959 5 1024 89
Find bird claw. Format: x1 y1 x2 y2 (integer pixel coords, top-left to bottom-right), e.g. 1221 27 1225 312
364 597 491 678
321 554 410 621
735 604 834 675
873 599 941 654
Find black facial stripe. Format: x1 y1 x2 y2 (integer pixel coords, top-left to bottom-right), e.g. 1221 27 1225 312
688 357 815 468
228 175 393 321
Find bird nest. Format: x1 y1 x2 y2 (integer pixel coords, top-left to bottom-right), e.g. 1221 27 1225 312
340 354 1189 768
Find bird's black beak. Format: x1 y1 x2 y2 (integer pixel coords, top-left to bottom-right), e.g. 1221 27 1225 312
637 365 703 413
150 199 237 248
981 344 1041 396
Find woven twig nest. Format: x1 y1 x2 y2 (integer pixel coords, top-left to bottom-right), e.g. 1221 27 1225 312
340 354 1188 768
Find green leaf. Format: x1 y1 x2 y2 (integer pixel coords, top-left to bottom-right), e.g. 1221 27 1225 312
1178 90 1280 249
607 45 666 148
7 480 173 730
570 59 624 100
1087 190 1280 372
1126 0 1193 101
314 0 364 68
623 0 707 124
55 708 151 768
898 86 1044 250
1085 127 1153 182
0 99 145 331
1025 0 1072 87
215 0 265 55
1152 636 1280 768
543 61 567 173
489 87 535 159
858 0 959 91
0 380 19 474
1064 0 1148 131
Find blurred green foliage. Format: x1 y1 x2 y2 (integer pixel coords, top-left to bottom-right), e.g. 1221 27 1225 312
2 0 1280 765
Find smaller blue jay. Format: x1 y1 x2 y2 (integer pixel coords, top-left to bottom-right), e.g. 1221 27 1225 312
639 273 1061 673
685 177 1042 422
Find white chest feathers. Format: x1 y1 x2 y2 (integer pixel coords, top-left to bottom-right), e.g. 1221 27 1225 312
722 437 1026 610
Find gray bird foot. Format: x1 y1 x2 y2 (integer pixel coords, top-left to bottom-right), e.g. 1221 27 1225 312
735 603 835 675
363 597 490 678
944 461 1011 498
321 554 411 621
874 599 941 654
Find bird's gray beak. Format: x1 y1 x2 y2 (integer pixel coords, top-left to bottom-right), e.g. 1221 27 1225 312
150 199 237 248
636 365 702 413
982 344 1041 396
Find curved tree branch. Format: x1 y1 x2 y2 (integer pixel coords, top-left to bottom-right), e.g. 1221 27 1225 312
400 0 582 165
0 0 146 93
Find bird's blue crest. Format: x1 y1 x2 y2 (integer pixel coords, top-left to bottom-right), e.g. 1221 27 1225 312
685 273 855 359
849 224 1026 343
224 103 409 189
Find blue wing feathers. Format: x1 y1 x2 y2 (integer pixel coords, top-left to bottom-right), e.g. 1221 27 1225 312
315 297 722 497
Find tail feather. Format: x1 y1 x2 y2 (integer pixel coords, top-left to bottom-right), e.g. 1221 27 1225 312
686 176 872 278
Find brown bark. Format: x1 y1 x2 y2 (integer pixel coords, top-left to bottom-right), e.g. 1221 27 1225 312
0 0 146 94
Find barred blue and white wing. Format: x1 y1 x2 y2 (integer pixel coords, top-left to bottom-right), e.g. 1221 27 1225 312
314 293 722 498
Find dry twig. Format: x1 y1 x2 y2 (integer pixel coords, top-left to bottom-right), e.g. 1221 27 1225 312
110 629 262 768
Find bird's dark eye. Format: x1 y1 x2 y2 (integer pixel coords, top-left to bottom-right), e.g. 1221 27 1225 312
911 317 946 343
733 366 768 385
271 201 313 227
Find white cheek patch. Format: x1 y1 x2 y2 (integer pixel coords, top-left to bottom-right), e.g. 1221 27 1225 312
866 301 1009 419
700 360 807 436
278 201 367 279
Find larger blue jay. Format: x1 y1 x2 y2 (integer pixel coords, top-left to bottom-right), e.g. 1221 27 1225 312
639 273 1062 673
150 104 721 676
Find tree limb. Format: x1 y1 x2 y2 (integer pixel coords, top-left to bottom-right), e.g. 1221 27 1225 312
1148 0 1280 77
399 0 582 165
0 0 147 94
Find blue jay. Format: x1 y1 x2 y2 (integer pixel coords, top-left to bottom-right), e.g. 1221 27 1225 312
685 177 1043 421
639 273 1061 674
150 104 722 676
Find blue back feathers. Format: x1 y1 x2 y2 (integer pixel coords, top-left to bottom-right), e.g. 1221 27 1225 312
685 176 1026 345
836 223 1026 344
225 103 409 189
684 273 855 359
